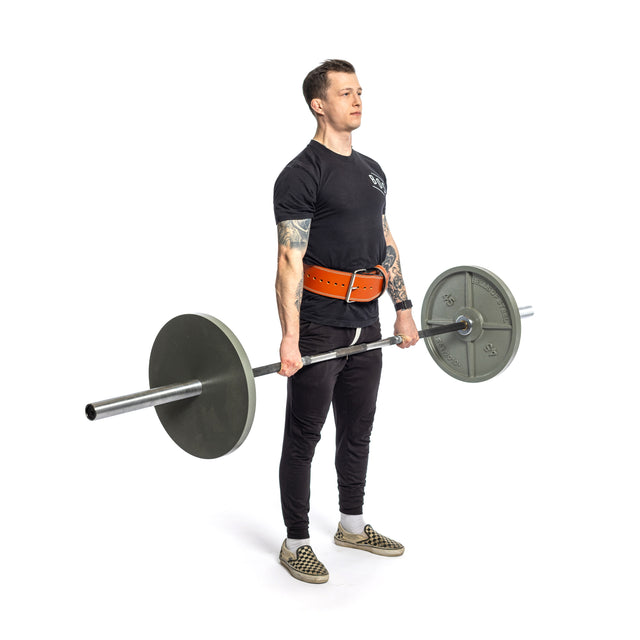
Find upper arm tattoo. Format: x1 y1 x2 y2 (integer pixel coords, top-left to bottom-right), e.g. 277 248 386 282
277 219 311 250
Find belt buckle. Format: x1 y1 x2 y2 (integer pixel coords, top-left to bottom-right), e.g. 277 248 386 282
345 269 366 303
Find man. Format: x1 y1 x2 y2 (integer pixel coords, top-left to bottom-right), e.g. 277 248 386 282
274 59 419 584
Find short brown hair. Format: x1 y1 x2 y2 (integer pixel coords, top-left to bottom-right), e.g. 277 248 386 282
302 59 356 111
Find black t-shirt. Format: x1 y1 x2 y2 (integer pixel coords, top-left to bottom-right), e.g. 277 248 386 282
274 141 387 328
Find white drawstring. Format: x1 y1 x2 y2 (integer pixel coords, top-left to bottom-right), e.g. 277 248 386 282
349 327 362 346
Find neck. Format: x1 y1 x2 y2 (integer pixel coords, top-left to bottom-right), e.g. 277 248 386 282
313 127 353 156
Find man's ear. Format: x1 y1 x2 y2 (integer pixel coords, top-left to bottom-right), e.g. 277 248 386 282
310 99 324 116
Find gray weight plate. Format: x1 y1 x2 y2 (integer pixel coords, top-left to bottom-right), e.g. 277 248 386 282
421 266 521 382
148 314 256 458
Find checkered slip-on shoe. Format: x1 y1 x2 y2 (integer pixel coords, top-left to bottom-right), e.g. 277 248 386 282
279 541 329 584
334 523 405 556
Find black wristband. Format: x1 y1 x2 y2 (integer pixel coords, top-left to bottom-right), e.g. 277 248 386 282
394 299 413 311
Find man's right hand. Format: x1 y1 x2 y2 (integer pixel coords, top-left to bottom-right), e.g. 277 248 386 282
278 336 304 377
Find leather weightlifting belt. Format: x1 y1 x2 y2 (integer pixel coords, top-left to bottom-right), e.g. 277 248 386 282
303 264 389 303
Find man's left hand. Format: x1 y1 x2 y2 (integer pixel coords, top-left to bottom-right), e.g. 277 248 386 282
394 311 420 349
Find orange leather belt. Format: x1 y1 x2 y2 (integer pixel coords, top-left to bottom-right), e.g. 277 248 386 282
303 264 389 303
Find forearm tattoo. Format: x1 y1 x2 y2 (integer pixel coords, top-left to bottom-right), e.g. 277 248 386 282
277 219 311 249
382 245 397 273
382 216 408 304
294 277 303 311
382 214 391 238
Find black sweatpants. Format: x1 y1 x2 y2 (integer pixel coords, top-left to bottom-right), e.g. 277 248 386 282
279 320 383 539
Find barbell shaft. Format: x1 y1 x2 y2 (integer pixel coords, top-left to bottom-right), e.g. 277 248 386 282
252 320 468 377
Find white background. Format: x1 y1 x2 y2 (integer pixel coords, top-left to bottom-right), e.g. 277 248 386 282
2 1 638 638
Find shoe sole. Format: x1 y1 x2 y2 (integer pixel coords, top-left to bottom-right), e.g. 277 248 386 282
280 558 329 584
334 538 405 557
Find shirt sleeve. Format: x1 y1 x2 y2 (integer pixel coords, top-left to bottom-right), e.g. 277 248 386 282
273 164 317 223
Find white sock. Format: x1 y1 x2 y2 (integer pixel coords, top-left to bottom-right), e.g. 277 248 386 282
340 513 365 534
286 537 311 553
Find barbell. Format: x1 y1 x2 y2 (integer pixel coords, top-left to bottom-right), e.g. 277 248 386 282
85 265 533 459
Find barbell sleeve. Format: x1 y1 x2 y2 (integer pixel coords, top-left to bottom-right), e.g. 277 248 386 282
85 380 202 421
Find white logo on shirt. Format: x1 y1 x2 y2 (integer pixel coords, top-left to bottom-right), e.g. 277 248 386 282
368 171 386 196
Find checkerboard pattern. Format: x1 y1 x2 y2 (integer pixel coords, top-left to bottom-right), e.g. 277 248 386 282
334 523 405 556
280 543 329 583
